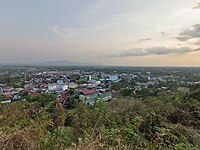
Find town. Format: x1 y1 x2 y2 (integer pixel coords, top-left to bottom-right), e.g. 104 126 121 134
1 0 200 149
1 66 200 149
1 66 200 107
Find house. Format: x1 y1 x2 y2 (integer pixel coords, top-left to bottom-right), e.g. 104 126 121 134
1 99 12 104
2 86 15 93
99 93 112 101
48 83 68 92
68 82 78 89
89 80 101 87
24 83 34 91
106 75 119 82
81 89 96 95
4 93 14 98
21 99 28 102
79 93 113 106
79 94 99 103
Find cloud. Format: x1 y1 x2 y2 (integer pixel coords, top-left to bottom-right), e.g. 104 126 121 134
109 46 199 57
195 48 200 51
194 40 200 45
177 24 200 41
193 3 200 9
160 32 167 37
138 38 152 42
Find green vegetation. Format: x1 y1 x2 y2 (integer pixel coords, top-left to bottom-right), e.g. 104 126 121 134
111 80 135 91
0 88 200 150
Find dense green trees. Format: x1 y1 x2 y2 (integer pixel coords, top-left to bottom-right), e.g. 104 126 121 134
0 90 200 149
111 79 135 90
120 88 134 97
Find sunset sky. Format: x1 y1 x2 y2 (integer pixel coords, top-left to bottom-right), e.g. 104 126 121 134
0 0 200 66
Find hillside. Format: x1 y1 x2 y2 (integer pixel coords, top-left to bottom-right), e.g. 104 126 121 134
0 90 200 150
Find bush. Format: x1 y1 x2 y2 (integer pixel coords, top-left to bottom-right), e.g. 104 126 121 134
42 127 75 149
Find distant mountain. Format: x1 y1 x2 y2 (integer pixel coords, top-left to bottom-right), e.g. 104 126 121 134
33 60 94 66
0 60 99 67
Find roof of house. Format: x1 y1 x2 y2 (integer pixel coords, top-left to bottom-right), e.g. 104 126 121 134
3 86 13 89
3 93 13 98
82 89 96 95
1 100 12 104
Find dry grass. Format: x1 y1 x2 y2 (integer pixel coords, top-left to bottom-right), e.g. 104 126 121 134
108 98 146 115
0 128 40 150
70 134 132 150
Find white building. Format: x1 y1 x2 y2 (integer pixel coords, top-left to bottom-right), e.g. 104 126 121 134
48 83 68 92
68 82 78 89
106 75 119 82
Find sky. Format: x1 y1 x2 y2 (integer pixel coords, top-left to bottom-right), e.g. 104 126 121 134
0 0 200 66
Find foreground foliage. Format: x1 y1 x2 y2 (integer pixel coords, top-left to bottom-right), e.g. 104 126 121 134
0 91 200 150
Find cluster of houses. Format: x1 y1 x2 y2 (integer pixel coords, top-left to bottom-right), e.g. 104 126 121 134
1 68 198 105
0 70 120 106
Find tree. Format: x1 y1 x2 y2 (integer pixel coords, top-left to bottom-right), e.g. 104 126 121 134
120 88 133 97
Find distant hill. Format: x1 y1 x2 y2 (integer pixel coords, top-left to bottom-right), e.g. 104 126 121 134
35 60 91 66
30 60 94 67
0 60 95 67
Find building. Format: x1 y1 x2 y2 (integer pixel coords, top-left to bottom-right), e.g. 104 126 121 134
106 75 119 82
79 93 112 105
48 83 68 92
68 82 78 89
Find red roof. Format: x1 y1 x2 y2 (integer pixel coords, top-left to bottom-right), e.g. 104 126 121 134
4 93 13 98
82 89 96 95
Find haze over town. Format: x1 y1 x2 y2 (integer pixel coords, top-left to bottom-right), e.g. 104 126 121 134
1 0 200 66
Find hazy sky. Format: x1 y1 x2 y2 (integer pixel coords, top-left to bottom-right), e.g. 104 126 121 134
1 0 200 66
